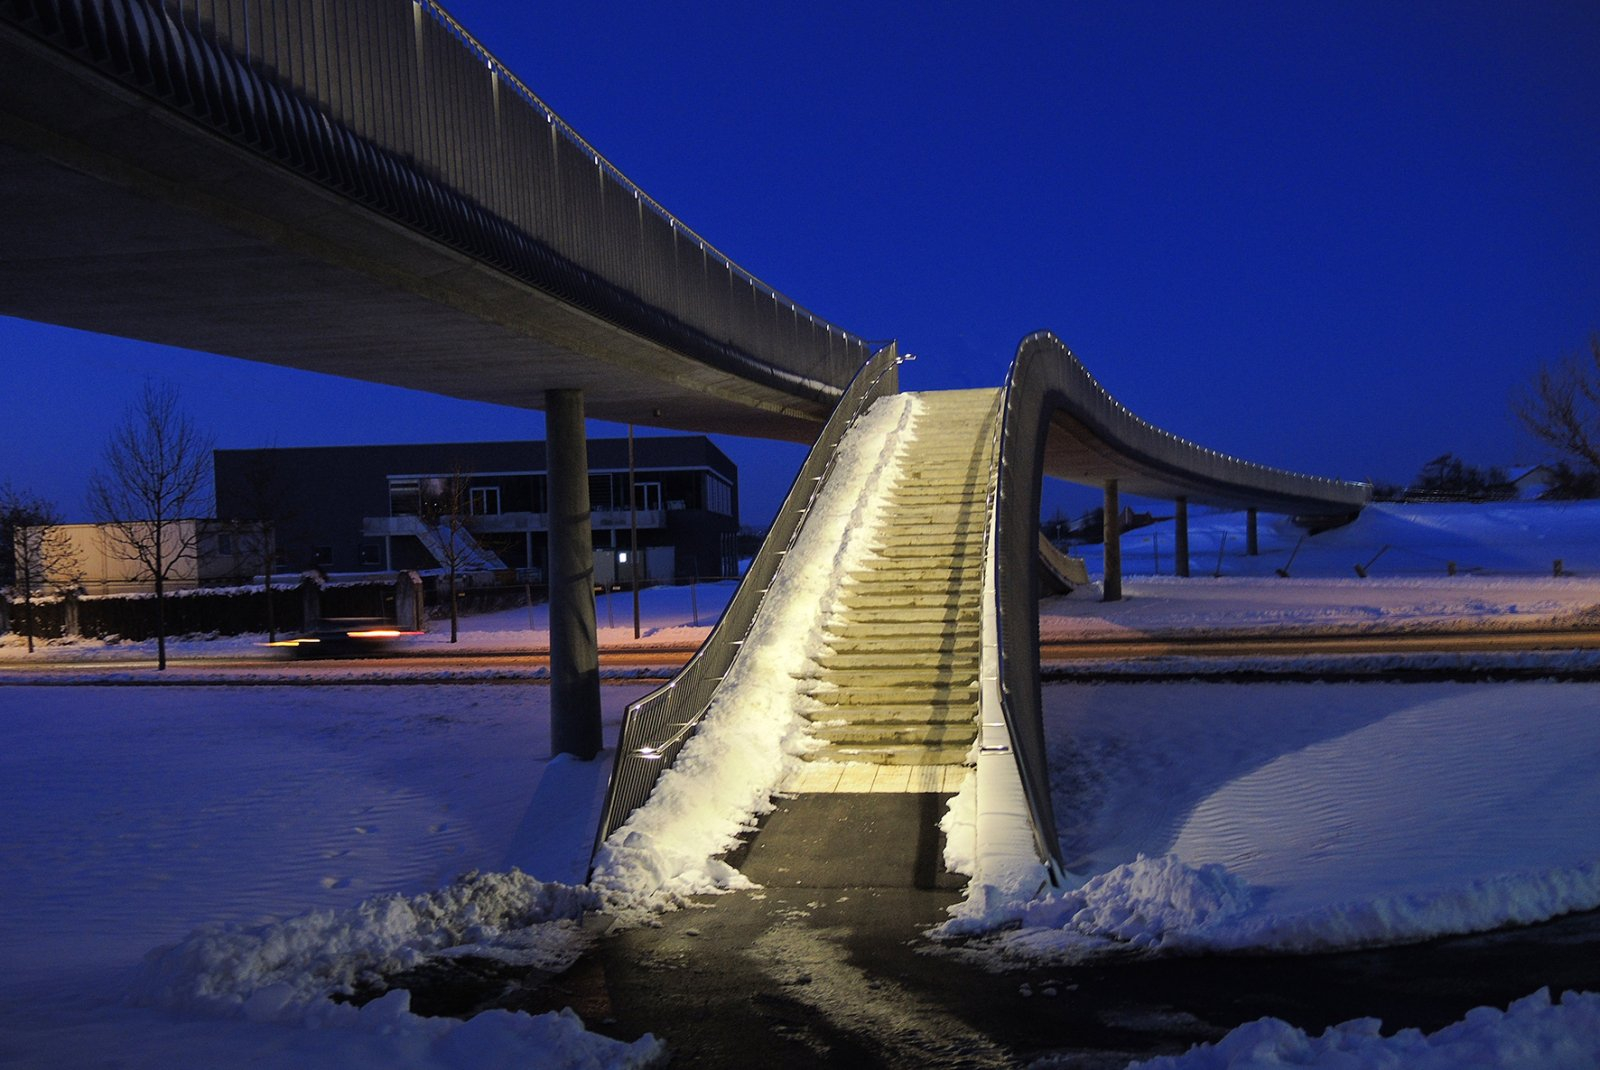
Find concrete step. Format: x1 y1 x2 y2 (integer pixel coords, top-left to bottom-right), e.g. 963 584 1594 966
878 508 987 523
869 535 987 553
843 570 981 588
813 644 979 666
801 664 978 690
808 742 975 766
842 569 983 586
803 683 978 707
811 722 978 747
801 702 977 725
824 606 978 626
824 619 974 640
818 639 980 661
837 590 978 611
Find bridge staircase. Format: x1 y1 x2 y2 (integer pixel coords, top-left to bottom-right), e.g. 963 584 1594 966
793 388 999 774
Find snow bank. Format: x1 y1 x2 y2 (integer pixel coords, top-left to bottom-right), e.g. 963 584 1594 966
125 869 663 1067
1129 988 1600 1070
948 682 1600 960
132 869 594 1011
590 394 918 904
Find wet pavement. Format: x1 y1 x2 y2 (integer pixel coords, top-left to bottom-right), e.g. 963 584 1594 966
576 792 1600 1068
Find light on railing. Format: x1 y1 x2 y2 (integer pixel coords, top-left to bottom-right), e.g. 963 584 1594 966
636 746 664 760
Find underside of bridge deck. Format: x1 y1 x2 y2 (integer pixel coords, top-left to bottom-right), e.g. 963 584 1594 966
0 21 839 441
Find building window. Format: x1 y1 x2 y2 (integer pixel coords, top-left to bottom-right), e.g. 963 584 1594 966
215 532 235 556
313 546 333 567
470 486 501 516
358 543 382 567
389 479 420 516
706 475 733 516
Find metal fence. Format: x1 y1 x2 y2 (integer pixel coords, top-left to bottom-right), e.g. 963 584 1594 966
592 344 903 859
1 0 870 398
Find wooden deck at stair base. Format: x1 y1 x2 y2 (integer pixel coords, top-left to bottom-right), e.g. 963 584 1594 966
784 762 969 794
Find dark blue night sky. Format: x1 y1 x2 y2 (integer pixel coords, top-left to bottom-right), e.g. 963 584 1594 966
4 1 1597 526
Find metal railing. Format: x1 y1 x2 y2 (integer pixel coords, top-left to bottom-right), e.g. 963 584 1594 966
985 331 1373 882
591 343 904 860
987 356 1065 876
1 0 870 400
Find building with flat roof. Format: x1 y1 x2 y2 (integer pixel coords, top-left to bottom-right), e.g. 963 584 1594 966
213 437 739 584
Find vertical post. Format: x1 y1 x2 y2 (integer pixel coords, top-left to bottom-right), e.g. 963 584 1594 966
1247 507 1260 557
1175 496 1190 578
1102 479 1122 602
546 389 602 760
628 423 641 640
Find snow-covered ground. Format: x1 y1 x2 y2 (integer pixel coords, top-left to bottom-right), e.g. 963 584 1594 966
1073 499 1600 581
7 678 1597 1067
0 684 663 1068
5 491 1600 1065
0 580 736 664
1123 988 1600 1070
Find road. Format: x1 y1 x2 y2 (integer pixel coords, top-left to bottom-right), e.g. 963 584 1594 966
5 626 1599 678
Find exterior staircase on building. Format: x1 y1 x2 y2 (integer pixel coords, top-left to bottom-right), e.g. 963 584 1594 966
796 388 999 771
392 516 508 572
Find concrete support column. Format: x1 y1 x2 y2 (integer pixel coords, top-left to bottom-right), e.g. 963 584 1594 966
546 389 602 760
1247 507 1260 557
1175 496 1190 578
1102 479 1122 602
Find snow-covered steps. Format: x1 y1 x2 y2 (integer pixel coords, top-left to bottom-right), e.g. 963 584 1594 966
799 388 1000 768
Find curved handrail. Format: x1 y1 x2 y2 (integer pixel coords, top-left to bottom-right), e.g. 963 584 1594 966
591 343 905 860
988 332 1372 880
1016 332 1371 515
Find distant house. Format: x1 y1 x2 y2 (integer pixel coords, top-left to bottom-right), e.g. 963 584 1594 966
213 436 740 584
1504 465 1555 501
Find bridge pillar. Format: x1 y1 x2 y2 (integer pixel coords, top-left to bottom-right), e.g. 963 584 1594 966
1102 479 1122 602
1247 507 1260 557
546 388 602 760
1175 496 1190 578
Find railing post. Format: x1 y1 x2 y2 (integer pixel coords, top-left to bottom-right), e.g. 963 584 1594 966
1102 479 1122 602
547 388 602 760
1247 507 1260 557
1175 496 1190 578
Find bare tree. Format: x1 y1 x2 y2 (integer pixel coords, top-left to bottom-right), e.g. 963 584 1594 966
1513 333 1600 476
1 486 82 653
419 467 480 644
87 381 213 670
222 452 297 642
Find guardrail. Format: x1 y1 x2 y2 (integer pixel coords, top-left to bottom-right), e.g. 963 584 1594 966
0 0 871 400
591 343 904 859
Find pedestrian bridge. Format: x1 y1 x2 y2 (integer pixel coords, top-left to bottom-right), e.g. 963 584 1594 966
0 0 1369 889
